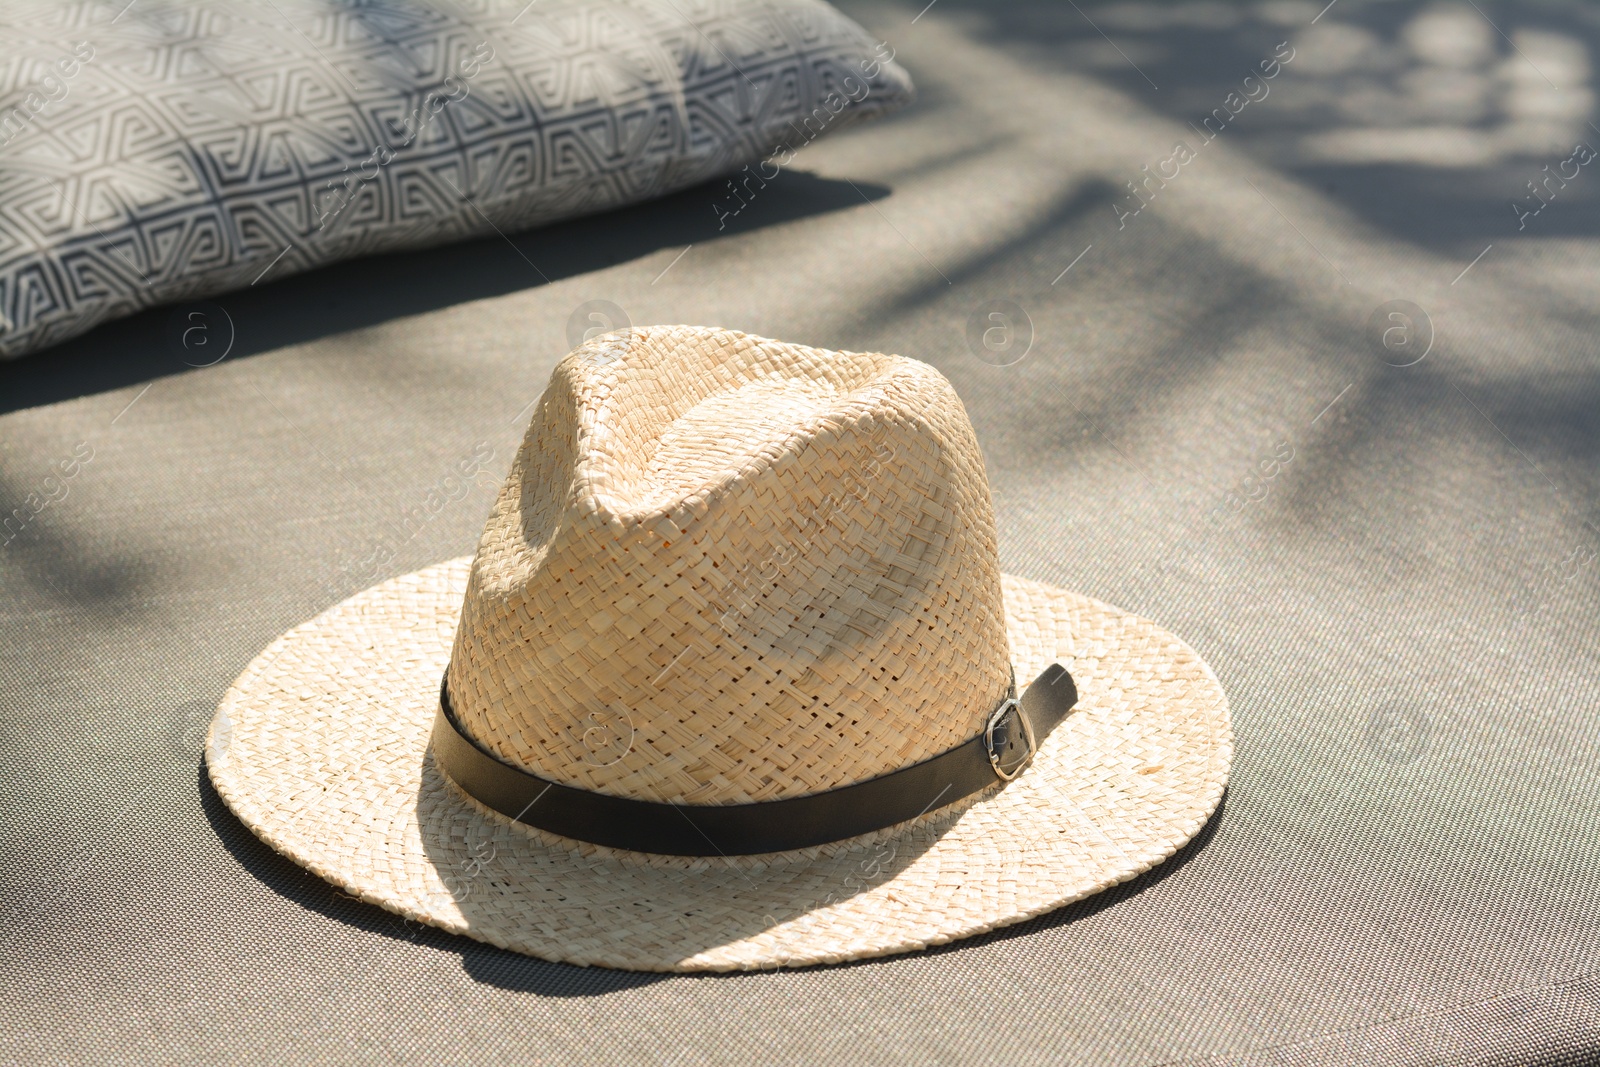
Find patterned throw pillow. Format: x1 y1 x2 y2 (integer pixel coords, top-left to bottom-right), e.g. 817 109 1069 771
0 0 912 360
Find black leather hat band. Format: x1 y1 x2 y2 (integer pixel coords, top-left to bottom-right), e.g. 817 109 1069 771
430 664 1079 856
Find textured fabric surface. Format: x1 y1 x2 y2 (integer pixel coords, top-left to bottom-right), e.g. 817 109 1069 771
2 0 1599 1062
0 0 911 359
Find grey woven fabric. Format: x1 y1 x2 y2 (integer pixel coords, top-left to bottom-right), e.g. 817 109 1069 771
2 0 1598 1063
0 0 910 359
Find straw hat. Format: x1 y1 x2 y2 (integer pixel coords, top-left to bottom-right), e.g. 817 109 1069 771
207 325 1230 972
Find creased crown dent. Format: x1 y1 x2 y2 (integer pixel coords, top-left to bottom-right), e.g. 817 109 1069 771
447 326 1012 805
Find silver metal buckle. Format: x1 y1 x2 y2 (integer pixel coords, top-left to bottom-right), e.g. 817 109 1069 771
984 697 1035 781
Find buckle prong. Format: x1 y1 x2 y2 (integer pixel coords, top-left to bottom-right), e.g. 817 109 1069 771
984 696 1036 781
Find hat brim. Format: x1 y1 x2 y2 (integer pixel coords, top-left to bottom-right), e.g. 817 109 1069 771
207 558 1230 972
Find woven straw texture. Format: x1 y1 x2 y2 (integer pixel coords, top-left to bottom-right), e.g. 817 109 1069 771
206 328 1230 971
448 325 1012 803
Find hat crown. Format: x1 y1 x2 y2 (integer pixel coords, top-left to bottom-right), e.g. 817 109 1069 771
446 326 1012 805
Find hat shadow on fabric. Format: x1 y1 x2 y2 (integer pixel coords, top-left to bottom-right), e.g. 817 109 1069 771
0 172 890 417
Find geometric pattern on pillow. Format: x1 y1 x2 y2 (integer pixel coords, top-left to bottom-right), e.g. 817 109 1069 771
0 0 913 359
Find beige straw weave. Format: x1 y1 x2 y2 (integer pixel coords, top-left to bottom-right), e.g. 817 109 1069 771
208 326 1231 971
